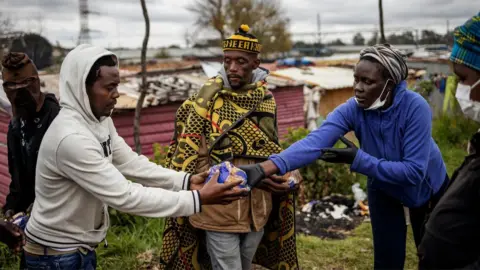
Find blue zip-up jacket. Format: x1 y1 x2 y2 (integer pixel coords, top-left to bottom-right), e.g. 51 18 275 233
270 81 447 208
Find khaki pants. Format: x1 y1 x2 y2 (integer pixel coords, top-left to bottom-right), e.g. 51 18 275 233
205 229 264 270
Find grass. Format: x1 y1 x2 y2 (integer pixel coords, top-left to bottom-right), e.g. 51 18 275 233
0 221 418 270
296 222 418 270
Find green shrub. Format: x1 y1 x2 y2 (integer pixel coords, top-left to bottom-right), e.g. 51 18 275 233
431 113 480 176
414 80 435 99
151 143 169 166
0 213 20 269
432 113 479 147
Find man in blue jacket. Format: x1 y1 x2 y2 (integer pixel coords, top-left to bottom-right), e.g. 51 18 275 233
240 44 448 269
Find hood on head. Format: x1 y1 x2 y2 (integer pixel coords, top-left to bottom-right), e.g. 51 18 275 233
218 66 268 89
59 44 117 123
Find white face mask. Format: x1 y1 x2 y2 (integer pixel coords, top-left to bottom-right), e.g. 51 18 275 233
455 78 480 122
355 79 391 110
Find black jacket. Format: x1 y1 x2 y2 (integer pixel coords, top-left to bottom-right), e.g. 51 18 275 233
3 94 60 214
419 132 480 270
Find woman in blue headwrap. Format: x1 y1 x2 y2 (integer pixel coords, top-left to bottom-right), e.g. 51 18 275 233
239 43 448 269
418 12 480 270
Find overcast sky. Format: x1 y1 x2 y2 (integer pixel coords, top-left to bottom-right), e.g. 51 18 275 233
1 0 477 48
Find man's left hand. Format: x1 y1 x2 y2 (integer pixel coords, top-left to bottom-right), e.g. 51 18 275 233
258 175 291 195
189 171 209 190
320 136 358 164
0 221 25 253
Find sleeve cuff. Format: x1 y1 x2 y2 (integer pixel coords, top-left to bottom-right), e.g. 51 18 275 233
269 155 288 175
350 149 364 172
350 149 377 179
192 190 201 213
170 172 191 191
183 173 191 190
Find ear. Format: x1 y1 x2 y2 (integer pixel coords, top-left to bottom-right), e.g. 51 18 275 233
252 54 260 69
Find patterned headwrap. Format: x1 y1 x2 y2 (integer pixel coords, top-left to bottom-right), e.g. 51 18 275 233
223 24 262 54
450 12 480 72
360 44 408 84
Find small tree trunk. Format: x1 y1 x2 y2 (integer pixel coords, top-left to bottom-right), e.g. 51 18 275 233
133 0 150 154
379 0 386 43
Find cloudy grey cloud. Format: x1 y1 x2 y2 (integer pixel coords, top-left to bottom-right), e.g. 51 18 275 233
0 0 478 48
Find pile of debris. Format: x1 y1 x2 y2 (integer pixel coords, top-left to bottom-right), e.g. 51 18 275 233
295 184 369 240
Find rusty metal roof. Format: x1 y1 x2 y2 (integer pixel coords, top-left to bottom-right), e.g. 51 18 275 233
39 62 303 110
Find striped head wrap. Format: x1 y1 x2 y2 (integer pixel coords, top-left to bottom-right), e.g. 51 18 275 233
360 44 408 84
450 12 480 72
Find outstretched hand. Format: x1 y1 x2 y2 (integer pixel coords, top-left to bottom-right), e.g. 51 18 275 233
257 175 291 194
198 172 248 205
0 221 25 253
320 136 358 164
237 164 266 188
189 171 209 190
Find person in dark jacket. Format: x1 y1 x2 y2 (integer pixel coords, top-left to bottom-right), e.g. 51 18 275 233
239 44 448 269
1 52 60 219
418 12 480 270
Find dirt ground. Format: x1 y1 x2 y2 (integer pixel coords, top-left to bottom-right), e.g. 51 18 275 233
295 194 365 240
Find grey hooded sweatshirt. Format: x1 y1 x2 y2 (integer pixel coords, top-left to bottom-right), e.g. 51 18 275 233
25 44 201 250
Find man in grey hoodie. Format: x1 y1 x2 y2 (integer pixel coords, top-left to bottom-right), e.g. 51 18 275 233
23 44 246 269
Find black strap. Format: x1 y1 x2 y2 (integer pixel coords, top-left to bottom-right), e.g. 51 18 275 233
207 93 265 155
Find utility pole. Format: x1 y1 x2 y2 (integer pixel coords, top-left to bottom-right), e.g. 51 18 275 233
446 19 450 34
378 0 386 43
316 13 321 45
415 29 419 48
78 0 91 45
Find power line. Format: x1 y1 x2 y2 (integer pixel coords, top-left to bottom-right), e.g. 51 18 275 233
292 27 417 37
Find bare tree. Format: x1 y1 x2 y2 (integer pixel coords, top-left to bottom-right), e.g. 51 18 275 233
187 0 226 41
133 0 150 154
23 12 45 35
0 13 13 35
187 0 292 56
0 13 14 61
226 0 292 57
378 0 386 43
183 27 200 48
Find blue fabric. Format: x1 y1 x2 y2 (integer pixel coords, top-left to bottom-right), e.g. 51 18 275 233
270 81 447 208
439 78 446 93
450 12 480 72
24 250 96 270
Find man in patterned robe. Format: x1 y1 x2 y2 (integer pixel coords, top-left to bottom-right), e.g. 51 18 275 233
160 24 300 270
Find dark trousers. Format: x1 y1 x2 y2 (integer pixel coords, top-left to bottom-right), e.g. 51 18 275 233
369 178 448 270
19 252 26 270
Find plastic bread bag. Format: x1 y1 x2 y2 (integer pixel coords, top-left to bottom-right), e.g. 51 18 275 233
206 161 250 191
